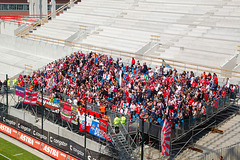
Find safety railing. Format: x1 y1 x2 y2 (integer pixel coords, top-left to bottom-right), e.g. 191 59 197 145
190 141 240 160
23 33 240 80
16 0 78 37
135 92 237 142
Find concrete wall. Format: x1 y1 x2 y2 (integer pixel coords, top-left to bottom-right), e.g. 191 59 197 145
8 107 107 154
0 21 21 36
0 34 75 60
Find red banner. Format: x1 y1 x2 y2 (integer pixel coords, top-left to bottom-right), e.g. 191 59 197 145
60 101 72 123
37 93 60 109
24 89 38 105
0 122 79 160
99 119 108 132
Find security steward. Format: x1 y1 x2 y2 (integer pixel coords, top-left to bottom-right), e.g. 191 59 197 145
114 115 120 134
121 115 126 126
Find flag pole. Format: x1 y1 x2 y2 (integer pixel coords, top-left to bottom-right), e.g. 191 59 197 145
41 86 44 136
5 74 8 114
141 118 144 160
84 99 87 160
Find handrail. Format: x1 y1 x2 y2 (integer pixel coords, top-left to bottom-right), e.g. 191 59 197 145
24 33 240 79
16 0 78 37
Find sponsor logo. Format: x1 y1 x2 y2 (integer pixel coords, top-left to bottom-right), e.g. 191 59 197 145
0 124 12 134
19 134 34 145
70 144 84 156
17 123 31 133
43 145 59 158
50 136 68 147
3 117 16 126
40 143 44 151
33 130 48 141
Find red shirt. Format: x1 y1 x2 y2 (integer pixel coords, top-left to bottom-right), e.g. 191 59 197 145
214 77 218 84
136 105 140 113
222 90 226 97
112 105 116 111
126 97 131 103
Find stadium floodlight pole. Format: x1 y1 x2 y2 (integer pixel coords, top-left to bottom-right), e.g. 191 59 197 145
6 74 8 114
84 99 87 160
41 86 44 136
141 118 144 160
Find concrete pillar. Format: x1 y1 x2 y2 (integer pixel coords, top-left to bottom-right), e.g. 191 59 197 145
50 0 56 18
70 0 74 7
28 0 48 16
27 0 34 15
42 0 48 16
35 0 40 15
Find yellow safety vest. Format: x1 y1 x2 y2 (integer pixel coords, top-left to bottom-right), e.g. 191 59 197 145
114 117 120 127
121 116 126 125
7 80 10 87
13 79 17 86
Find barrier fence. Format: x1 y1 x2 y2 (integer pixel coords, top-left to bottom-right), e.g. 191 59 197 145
129 91 238 140
0 80 239 159
0 111 114 160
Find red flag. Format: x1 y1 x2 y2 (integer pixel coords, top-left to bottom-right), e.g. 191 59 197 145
24 89 37 105
161 119 171 156
99 119 109 132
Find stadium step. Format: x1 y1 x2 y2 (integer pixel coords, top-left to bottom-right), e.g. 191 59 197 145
111 132 137 160
176 106 240 159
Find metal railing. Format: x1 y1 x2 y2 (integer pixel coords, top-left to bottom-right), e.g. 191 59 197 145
22 33 240 80
191 141 240 160
16 0 78 37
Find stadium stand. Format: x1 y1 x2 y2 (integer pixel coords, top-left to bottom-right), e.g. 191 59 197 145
26 0 240 70
0 0 240 159
15 51 239 137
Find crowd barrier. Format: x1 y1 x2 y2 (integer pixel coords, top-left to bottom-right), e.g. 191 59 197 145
0 112 113 160
133 91 238 141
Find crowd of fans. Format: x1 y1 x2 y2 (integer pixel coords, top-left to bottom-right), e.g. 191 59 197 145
17 51 238 129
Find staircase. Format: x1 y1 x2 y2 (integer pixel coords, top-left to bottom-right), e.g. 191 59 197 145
110 123 138 160
16 0 78 37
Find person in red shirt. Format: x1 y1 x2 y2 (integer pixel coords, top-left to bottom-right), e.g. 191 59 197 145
131 57 135 68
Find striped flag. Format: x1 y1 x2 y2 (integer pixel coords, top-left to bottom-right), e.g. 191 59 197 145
161 118 171 156
24 89 38 105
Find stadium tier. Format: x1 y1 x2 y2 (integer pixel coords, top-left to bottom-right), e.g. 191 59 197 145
0 0 240 159
27 0 240 68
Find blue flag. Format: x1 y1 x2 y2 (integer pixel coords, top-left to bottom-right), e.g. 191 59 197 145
162 60 172 69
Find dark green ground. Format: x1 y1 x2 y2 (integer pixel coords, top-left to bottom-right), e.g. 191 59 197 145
0 137 42 160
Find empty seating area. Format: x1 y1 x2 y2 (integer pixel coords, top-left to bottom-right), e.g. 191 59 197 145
177 114 240 160
0 43 54 81
28 0 240 69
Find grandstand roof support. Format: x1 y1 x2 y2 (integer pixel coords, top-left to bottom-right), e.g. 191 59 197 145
28 0 48 16
50 0 56 18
